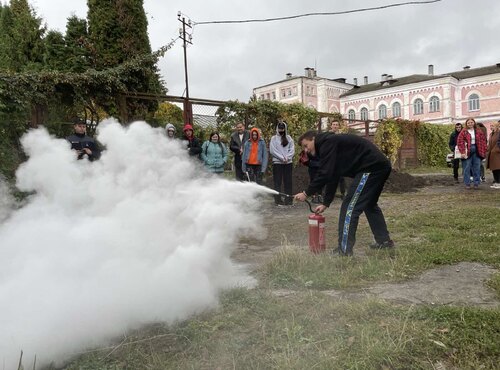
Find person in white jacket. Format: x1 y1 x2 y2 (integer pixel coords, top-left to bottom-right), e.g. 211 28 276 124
270 121 295 205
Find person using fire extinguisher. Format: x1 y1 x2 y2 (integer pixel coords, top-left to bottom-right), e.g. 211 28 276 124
294 130 394 256
242 127 268 184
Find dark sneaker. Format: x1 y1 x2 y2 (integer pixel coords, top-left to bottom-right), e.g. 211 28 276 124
369 240 395 249
331 247 353 256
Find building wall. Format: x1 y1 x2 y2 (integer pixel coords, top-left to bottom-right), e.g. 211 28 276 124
253 69 500 127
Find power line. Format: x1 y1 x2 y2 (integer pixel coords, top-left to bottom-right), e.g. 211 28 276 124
194 0 442 25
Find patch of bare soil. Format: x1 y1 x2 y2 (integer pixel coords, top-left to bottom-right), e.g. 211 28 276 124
322 262 499 308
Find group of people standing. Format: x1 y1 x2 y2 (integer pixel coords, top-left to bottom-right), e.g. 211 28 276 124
230 121 294 206
449 118 500 189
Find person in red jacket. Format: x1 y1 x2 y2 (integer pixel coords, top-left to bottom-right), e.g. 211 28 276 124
456 117 488 189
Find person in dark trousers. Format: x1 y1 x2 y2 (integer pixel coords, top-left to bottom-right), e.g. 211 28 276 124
294 131 393 256
477 122 488 182
242 128 268 184
269 121 295 205
66 118 101 161
182 124 202 157
229 121 250 180
449 123 463 183
330 119 346 198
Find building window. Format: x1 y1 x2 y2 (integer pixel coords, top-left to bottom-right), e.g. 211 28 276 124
378 104 387 119
468 93 480 111
266 93 270 100
292 86 297 95
272 92 276 100
259 94 264 100
392 102 401 117
311 87 315 96
287 88 292 96
281 89 286 98
348 109 355 121
306 86 310 96
429 96 440 112
413 98 424 115
360 107 368 121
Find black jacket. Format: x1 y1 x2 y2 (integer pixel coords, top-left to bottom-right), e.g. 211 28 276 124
183 136 202 156
229 130 250 158
66 133 101 161
448 130 460 152
305 133 390 206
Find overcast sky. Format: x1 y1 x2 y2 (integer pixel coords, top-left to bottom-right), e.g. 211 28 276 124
23 0 500 101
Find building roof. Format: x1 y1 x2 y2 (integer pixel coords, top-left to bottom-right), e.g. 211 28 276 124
254 75 353 90
340 63 500 98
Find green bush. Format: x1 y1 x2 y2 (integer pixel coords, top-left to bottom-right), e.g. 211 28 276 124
416 123 453 167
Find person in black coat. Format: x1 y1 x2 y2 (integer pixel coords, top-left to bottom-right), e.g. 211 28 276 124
294 131 393 256
229 122 250 180
66 119 101 161
448 123 463 183
182 124 202 157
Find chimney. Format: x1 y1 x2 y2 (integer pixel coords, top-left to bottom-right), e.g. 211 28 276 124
381 73 388 81
304 67 311 77
312 68 317 77
353 78 358 85
286 73 292 79
387 74 393 80
463 65 470 70
364 76 368 85
428 64 434 75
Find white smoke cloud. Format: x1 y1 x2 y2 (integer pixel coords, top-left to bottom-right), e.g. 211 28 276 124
0 119 268 367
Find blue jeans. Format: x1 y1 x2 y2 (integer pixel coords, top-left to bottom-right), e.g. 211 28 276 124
461 144 481 186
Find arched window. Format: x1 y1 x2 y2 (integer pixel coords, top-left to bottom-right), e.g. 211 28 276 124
360 107 368 121
392 102 401 117
348 109 355 121
429 96 440 112
468 94 480 111
413 98 424 115
378 104 387 119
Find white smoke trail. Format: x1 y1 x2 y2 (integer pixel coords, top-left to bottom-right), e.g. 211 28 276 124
0 119 269 367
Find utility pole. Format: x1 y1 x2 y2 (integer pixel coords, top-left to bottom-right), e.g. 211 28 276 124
178 12 193 126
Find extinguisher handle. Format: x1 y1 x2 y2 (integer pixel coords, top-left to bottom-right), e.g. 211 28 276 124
304 199 315 213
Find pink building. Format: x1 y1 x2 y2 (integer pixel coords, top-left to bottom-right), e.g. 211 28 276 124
253 64 500 129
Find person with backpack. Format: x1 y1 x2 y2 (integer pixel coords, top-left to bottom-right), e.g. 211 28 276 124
201 132 228 174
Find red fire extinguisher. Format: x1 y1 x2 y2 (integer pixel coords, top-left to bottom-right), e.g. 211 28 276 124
306 200 326 253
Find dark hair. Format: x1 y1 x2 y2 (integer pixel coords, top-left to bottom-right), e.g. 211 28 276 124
205 132 224 156
277 122 288 147
298 130 317 146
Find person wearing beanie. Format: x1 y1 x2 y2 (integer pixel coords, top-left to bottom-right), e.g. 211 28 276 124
242 127 268 184
269 121 295 205
182 124 202 157
66 118 101 161
165 123 176 139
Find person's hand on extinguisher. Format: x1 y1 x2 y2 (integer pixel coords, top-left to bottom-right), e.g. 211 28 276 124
294 191 328 214
314 205 327 214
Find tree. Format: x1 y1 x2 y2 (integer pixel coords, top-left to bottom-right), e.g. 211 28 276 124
86 0 163 121
64 16 91 73
152 102 183 128
43 30 67 70
0 0 45 72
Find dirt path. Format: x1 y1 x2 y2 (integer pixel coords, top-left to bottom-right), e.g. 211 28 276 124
233 179 500 308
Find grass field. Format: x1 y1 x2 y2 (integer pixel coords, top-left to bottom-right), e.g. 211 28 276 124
51 186 500 369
